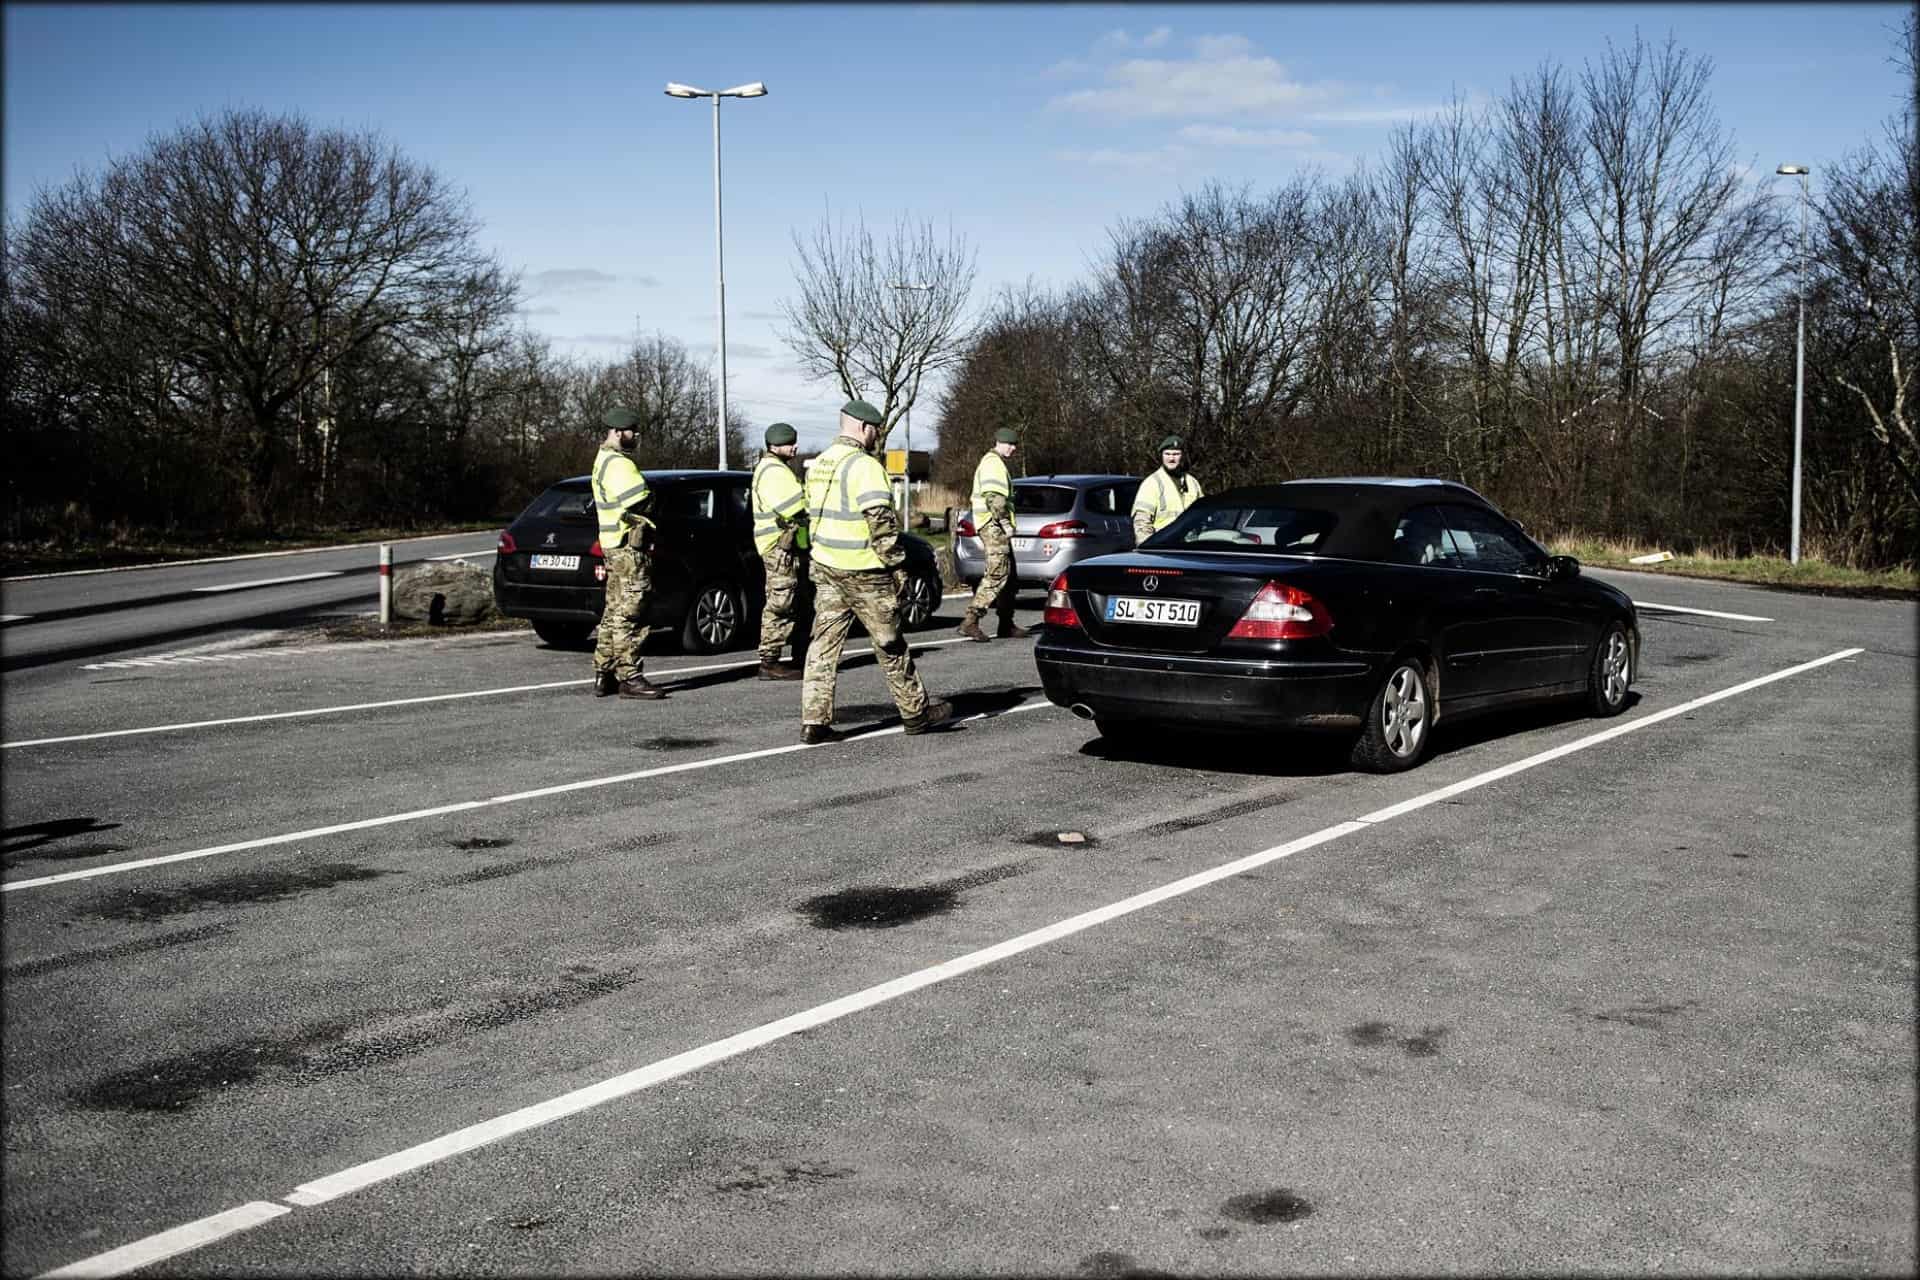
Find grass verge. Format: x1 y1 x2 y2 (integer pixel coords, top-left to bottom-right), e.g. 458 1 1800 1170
1550 537 1918 600
2 521 506 577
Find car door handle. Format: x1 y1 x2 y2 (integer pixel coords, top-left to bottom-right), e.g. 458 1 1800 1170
1471 587 1501 598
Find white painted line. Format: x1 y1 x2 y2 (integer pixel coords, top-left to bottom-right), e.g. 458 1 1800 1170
37 1201 290 1278
12 637 982 750
1634 601 1772 623
3 533 499 582
190 571 343 594
1 614 32 623
428 551 497 561
0 700 1052 891
33 647 1863 1271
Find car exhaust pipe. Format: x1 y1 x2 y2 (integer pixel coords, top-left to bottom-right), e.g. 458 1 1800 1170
1069 703 1097 720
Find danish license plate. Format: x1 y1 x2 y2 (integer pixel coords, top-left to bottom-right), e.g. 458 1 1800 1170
1106 596 1200 627
1010 537 1035 552
529 554 580 571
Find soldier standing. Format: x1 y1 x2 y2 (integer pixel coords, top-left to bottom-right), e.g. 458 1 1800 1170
590 407 666 699
751 421 809 680
1131 434 1204 544
959 426 1030 642
799 399 952 744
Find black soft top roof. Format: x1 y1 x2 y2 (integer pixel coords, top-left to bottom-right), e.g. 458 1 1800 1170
1192 478 1504 560
553 468 747 489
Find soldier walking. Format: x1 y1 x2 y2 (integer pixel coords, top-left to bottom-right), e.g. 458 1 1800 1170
959 426 1030 642
799 399 952 744
590 407 666 699
751 422 809 680
1131 434 1204 545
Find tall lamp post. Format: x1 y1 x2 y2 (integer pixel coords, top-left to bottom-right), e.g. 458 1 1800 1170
887 279 934 528
1774 163 1811 563
665 80 768 470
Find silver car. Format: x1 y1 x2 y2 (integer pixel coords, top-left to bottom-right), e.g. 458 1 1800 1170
951 473 1142 592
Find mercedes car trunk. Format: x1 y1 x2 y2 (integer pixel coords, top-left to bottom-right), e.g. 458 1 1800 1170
1065 552 1316 654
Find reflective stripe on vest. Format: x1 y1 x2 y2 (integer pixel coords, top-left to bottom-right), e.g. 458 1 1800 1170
751 456 808 556
592 448 650 549
971 451 1012 525
1132 468 1203 531
805 439 890 571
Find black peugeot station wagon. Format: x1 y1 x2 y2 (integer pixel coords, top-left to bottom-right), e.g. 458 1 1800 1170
492 469 946 652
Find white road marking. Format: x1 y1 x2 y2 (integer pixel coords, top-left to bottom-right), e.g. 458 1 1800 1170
3 533 499 582
37 1201 290 1278
1 696 1051 891
2 614 32 623
35 646 1865 1273
1634 601 1773 622
427 551 497 561
190 571 344 593
15 637 983 750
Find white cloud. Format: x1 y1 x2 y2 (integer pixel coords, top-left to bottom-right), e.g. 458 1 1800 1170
516 305 562 316
1190 33 1253 59
1055 145 1188 173
1176 124 1318 148
1094 26 1172 53
1304 104 1450 126
1049 50 1329 120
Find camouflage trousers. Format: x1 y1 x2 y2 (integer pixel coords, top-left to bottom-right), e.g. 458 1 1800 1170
757 545 810 664
969 520 1017 622
801 563 929 726
593 543 653 680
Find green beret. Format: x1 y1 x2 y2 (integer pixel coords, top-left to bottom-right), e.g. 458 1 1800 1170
841 398 884 426
994 427 1021 445
603 407 642 430
764 422 797 447
1158 434 1185 452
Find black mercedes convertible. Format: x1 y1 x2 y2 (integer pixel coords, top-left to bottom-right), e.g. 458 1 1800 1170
1033 478 1638 772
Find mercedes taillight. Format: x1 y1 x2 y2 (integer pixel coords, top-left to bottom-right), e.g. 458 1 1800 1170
1226 581 1332 640
1043 573 1081 629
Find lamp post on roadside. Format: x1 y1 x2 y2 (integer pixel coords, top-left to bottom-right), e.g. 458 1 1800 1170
665 80 768 470
887 279 934 528
1774 163 1811 564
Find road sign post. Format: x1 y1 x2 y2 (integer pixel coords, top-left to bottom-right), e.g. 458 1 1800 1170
378 544 392 628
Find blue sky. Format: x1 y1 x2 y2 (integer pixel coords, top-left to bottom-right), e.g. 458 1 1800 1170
5 2 1908 451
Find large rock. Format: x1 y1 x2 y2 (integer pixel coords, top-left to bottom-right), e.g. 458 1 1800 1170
390 559 496 625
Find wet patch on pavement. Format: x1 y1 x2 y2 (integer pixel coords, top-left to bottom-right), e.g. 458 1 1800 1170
1136 792 1295 838
5 923 232 980
1220 1188 1314 1224
1345 1020 1448 1057
1076 1252 1175 1277
1592 999 1698 1030
79 862 395 922
440 856 570 886
1195 1226 1235 1241
70 968 639 1113
799 861 1031 930
634 735 724 752
713 1159 856 1193
818 771 984 812
451 836 513 851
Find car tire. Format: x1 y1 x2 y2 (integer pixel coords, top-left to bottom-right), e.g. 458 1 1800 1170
682 580 745 654
1350 656 1433 773
532 619 593 649
899 569 941 630
1586 620 1633 717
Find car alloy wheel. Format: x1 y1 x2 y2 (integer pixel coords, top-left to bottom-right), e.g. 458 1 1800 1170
1352 657 1432 773
686 582 741 653
899 571 939 629
1588 621 1632 716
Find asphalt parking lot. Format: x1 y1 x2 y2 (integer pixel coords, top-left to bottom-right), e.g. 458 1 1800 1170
2 567 1914 1276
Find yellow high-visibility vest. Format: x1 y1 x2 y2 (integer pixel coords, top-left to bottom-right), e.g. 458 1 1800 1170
805 437 892 571
591 446 650 550
1132 467 1204 531
971 450 1012 527
751 454 808 557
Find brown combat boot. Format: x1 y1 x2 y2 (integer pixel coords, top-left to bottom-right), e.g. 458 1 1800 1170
801 723 842 745
902 698 955 735
759 659 803 680
618 675 667 700
995 620 1032 639
958 611 990 643
593 670 619 697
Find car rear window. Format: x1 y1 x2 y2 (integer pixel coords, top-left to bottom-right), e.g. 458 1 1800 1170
522 485 593 522
1013 485 1076 516
1150 502 1338 553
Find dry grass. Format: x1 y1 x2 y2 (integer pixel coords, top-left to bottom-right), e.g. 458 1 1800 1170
1549 533 1917 599
1 521 505 577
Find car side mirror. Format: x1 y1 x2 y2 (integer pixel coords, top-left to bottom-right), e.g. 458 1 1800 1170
1548 555 1580 581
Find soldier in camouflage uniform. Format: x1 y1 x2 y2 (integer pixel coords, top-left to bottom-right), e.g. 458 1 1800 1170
751 421 809 679
591 407 665 699
799 399 952 744
960 425 1030 642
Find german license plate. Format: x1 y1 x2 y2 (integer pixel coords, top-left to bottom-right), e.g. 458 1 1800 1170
529 554 580 571
1011 537 1035 552
1106 596 1200 627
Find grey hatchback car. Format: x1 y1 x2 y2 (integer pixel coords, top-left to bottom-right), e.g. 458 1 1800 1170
952 474 1142 592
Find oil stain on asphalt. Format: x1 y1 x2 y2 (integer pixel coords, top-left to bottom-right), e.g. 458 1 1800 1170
1076 1252 1175 1277
451 836 513 850
635 736 723 752
440 856 569 886
1346 1020 1448 1057
799 861 1031 930
80 863 395 922
5 923 232 981
712 1159 855 1193
1221 1188 1315 1224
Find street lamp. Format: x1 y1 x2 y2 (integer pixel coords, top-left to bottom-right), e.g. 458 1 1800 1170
665 80 768 470
1775 163 1811 564
887 279 934 529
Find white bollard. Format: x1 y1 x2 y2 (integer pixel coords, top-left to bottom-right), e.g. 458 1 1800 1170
378 543 392 627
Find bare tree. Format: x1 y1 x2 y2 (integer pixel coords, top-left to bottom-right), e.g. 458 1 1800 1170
780 213 977 450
